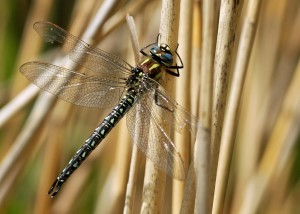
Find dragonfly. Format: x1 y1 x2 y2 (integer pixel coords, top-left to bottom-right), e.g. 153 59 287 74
20 22 199 197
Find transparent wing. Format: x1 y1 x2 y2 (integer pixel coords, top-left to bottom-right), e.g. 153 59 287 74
146 78 199 136
20 61 127 108
33 21 133 78
126 79 199 180
127 93 186 180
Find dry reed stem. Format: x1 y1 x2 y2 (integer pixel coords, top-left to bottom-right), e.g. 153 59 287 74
0 84 39 128
180 2 202 212
51 164 92 213
35 85 92 212
159 0 180 50
180 161 196 214
99 0 152 41
281 177 300 213
199 0 217 129
0 1 5 81
172 0 193 211
190 2 201 117
210 0 245 210
34 119 66 214
11 0 54 96
123 15 142 214
238 57 300 214
0 91 56 206
0 129 47 208
92 119 131 213
126 15 141 63
141 0 180 212
263 154 293 213
267 159 294 214
212 0 262 213
194 126 210 214
231 0 289 211
69 0 98 35
95 167 122 213
124 144 141 213
0 162 23 208
82 0 119 41
1 0 54 163
194 0 217 213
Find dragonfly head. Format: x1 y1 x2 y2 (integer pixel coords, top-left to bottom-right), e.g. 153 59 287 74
150 44 174 67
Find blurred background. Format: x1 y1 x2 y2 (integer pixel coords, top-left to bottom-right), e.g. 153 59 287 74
0 0 300 213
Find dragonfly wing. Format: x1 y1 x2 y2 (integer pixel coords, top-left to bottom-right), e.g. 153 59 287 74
33 21 133 77
145 78 199 136
127 93 186 180
20 61 127 108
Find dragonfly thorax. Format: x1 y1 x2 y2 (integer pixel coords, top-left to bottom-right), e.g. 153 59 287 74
126 67 152 94
137 57 164 80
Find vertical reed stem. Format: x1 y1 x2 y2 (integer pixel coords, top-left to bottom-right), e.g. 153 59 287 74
213 0 262 213
141 0 181 212
210 0 244 211
195 0 217 212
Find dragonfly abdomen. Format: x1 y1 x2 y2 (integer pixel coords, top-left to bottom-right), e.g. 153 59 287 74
48 90 138 197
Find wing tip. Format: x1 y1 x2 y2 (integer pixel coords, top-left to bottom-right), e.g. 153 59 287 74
19 61 37 74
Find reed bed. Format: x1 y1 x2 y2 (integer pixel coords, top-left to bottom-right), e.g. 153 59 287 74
0 0 299 213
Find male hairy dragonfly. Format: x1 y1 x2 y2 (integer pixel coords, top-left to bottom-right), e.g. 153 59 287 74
19 22 199 197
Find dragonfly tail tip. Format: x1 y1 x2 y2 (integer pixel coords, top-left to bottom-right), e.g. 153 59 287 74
48 178 63 198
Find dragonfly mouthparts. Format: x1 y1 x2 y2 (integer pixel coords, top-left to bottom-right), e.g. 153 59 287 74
48 178 64 198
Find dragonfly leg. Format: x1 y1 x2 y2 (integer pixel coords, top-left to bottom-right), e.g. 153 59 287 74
166 68 180 77
140 41 156 56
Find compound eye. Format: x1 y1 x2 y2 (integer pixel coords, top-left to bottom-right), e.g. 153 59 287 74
160 43 170 52
150 46 160 54
161 52 173 65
